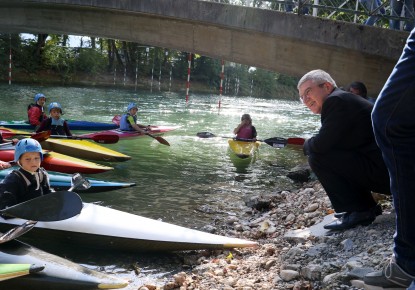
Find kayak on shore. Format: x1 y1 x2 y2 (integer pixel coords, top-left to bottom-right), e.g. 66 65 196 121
0 168 136 193
40 139 131 162
0 127 130 162
0 263 44 281
79 125 179 140
228 139 261 159
0 239 128 289
0 202 258 252
0 120 119 131
0 150 113 174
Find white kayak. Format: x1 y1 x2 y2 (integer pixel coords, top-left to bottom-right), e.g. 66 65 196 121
0 203 257 252
0 239 128 289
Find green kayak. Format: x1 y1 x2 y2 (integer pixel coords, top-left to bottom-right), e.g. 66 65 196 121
0 263 44 281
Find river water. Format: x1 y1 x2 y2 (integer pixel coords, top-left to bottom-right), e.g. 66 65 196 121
0 84 320 288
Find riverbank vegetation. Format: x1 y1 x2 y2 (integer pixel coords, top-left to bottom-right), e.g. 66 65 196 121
0 34 299 99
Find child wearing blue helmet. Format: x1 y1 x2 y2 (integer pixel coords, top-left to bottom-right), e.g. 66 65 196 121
0 138 53 210
36 102 72 136
119 102 149 133
27 93 47 128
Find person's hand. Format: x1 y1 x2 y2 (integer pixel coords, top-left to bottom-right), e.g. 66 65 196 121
0 161 11 170
11 138 18 145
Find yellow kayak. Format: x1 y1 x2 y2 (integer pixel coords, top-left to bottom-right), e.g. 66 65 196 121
228 139 261 159
40 139 131 162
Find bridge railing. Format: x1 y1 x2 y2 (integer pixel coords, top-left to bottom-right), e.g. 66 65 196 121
206 0 414 30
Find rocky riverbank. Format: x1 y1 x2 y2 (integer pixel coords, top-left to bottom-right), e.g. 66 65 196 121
135 172 394 290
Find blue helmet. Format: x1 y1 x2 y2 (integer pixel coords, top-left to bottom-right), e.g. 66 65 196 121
48 102 63 114
127 102 138 112
14 138 43 162
34 93 46 103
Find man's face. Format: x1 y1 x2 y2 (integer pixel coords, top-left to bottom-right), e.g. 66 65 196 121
298 80 331 114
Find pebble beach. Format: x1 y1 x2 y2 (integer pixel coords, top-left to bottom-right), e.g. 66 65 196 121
133 168 395 290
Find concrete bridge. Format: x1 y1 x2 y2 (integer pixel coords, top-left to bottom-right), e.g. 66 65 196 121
0 0 410 95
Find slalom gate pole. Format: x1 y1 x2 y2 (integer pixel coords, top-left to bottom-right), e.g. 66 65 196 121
185 53 192 104
218 59 224 109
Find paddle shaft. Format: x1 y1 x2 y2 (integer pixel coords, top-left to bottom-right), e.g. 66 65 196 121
196 132 304 147
50 134 119 144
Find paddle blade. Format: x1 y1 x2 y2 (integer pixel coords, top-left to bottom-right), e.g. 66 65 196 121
287 138 305 146
0 220 38 244
155 136 170 146
263 137 288 148
196 132 216 138
0 191 83 221
145 133 170 146
30 131 51 142
92 134 119 144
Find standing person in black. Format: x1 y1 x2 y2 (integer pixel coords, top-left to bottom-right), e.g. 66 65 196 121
297 69 390 231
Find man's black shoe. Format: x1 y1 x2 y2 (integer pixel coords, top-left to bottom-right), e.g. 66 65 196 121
324 210 376 230
334 204 383 219
363 256 415 290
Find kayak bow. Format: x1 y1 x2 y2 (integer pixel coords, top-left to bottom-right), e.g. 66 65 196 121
0 203 257 252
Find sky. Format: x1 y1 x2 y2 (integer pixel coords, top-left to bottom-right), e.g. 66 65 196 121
21 34 84 48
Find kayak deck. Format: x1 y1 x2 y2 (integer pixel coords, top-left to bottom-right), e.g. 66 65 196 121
40 139 131 162
0 239 128 289
0 168 136 193
0 263 44 281
0 150 113 174
0 203 257 252
228 139 261 159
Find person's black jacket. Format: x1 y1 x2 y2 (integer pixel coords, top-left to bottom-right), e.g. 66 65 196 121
303 88 379 156
0 168 53 210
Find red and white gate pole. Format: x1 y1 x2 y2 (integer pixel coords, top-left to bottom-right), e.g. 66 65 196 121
185 53 192 104
218 59 224 109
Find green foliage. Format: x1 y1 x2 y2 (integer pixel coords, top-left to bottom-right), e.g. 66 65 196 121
3 33 298 99
75 48 106 74
42 43 75 77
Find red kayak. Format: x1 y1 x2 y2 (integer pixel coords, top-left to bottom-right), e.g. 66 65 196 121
0 150 113 174
79 125 178 140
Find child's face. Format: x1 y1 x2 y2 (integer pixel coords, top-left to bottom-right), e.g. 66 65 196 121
50 108 61 119
19 152 41 173
129 108 138 116
37 97 46 106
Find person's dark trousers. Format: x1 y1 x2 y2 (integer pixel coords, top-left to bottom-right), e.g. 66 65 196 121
372 28 415 277
308 149 390 213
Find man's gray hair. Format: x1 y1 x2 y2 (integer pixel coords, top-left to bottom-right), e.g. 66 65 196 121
297 69 337 90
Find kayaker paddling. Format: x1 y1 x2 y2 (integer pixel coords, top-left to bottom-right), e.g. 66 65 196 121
233 114 257 140
119 102 150 134
0 138 54 210
36 102 72 136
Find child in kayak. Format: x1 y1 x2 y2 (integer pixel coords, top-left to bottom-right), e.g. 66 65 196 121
27 93 47 128
0 138 53 210
36 102 72 136
119 102 150 133
233 114 257 140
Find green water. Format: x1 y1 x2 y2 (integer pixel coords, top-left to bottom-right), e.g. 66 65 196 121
0 84 320 288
